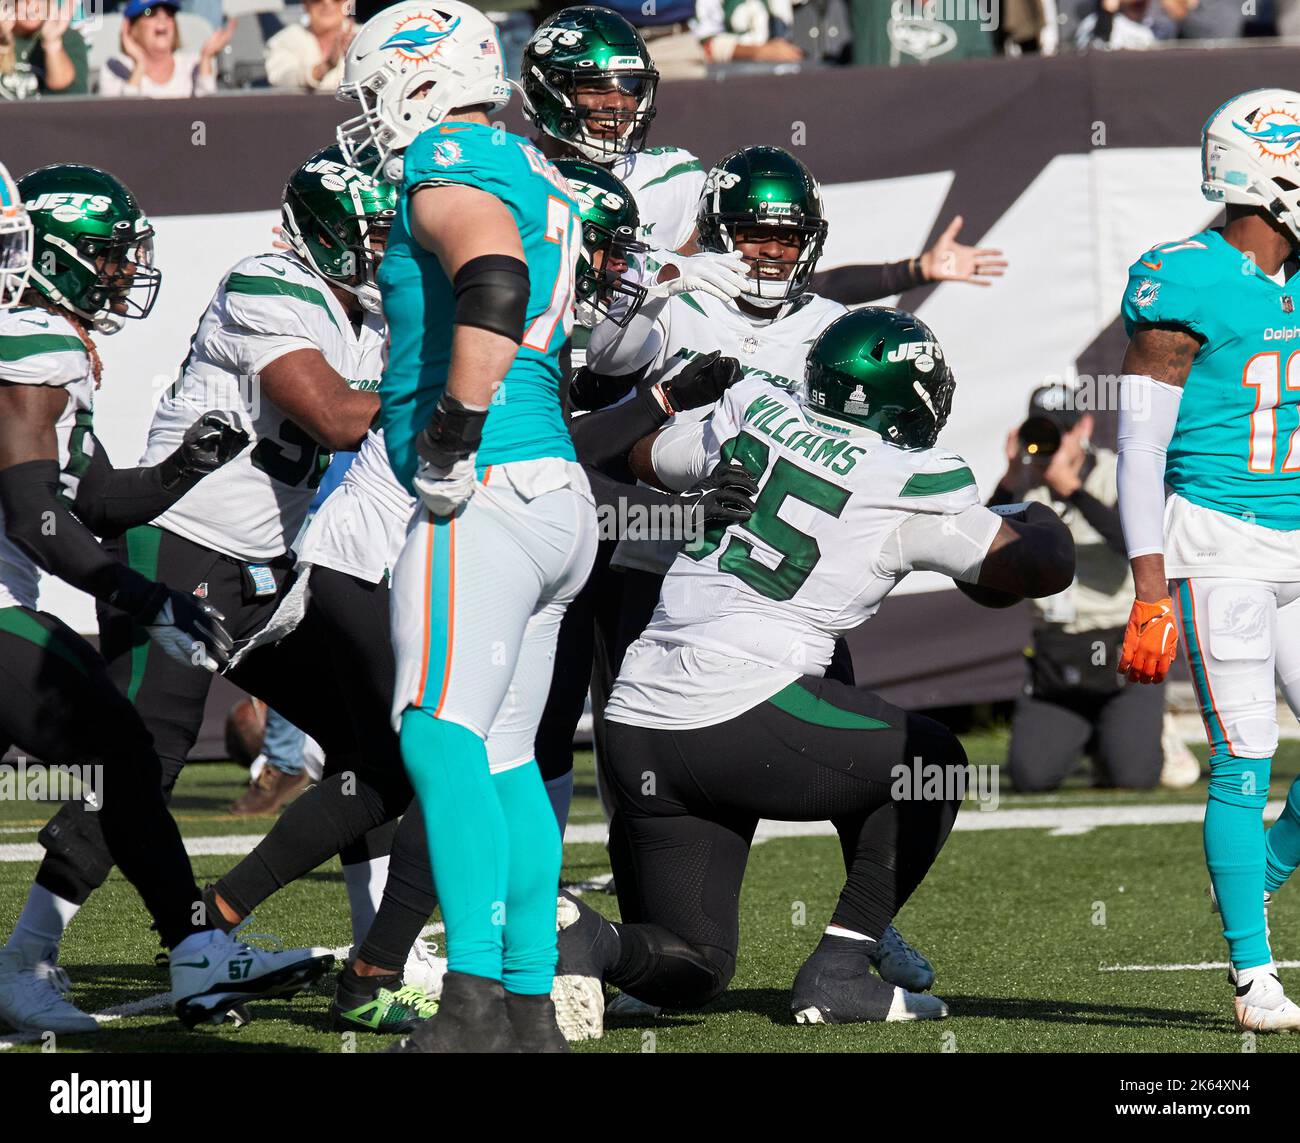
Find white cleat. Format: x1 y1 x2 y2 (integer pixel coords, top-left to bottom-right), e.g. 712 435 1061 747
1234 969 1300 1033
0 946 98 1034
170 928 334 1029
402 937 447 998
551 893 607 1042
867 926 935 992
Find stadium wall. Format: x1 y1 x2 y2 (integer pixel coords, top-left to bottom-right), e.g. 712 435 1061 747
2 44 1289 749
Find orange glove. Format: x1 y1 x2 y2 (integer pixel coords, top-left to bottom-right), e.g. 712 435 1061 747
1118 597 1178 684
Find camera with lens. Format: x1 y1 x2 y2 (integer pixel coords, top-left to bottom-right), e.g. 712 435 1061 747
1017 415 1063 464
1017 385 1081 466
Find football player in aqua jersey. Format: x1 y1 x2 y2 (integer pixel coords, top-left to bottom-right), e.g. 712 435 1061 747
1116 88 1300 1033
0 163 33 308
551 308 1074 1038
0 164 339 1035
337 0 600 1053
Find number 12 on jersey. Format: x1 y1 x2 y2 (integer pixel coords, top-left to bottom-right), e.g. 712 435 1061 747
1243 351 1300 474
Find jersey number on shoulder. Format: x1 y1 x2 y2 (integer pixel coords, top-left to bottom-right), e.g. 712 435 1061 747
521 196 580 353
250 419 331 489
687 430 850 602
1243 351 1300 474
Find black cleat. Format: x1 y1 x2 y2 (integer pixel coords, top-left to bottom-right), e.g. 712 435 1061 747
791 934 949 1025
386 971 515 1053
505 992 570 1053
552 890 617 1042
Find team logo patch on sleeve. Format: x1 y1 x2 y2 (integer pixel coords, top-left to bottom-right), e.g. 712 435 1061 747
1131 278 1160 309
431 140 464 168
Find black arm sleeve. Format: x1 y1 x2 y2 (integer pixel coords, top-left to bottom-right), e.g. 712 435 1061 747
568 365 646 414
569 387 670 470
810 259 929 306
582 465 676 514
71 434 203 539
1068 488 1127 556
0 459 161 614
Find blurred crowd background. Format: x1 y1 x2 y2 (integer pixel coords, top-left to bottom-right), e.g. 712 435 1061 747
0 0 1291 101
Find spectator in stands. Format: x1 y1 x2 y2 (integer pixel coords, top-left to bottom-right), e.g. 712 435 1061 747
99 0 234 98
0 0 89 99
695 0 805 64
993 385 1196 792
265 0 354 92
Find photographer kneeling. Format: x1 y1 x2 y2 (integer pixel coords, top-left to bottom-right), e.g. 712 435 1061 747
994 386 1177 792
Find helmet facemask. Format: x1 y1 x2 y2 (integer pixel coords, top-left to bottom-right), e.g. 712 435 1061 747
37 224 161 334
337 75 410 180
526 69 657 162
282 186 394 315
574 217 647 327
0 208 33 310
713 216 826 308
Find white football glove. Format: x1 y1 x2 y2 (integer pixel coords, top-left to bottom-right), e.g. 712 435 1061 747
647 250 749 304
413 455 477 518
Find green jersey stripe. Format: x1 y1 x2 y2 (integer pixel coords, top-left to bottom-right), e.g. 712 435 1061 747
900 467 976 498
0 607 91 677
767 682 890 731
638 159 704 190
679 292 707 315
225 273 339 330
123 525 163 704
0 333 86 362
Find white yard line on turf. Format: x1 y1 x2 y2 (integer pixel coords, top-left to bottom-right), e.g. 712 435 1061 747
0 800 1282 862
1100 960 1300 973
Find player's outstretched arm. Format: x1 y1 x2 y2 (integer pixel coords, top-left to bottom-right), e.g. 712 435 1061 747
407 183 527 517
0 384 232 671
72 412 250 538
259 349 379 453
974 502 1076 599
1115 325 1198 683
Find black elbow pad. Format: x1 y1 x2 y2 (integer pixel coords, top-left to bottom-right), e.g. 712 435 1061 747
453 254 530 344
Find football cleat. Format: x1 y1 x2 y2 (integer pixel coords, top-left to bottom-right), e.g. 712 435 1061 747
605 990 662 1019
331 981 437 1035
1234 968 1300 1033
866 926 935 992
0 946 98 1034
170 928 334 1029
551 891 612 1042
401 937 448 998
792 933 949 1024
1159 714 1201 789
386 971 514 1053
504 992 569 1053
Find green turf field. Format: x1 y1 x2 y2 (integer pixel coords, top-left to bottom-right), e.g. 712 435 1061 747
3 731 1300 1053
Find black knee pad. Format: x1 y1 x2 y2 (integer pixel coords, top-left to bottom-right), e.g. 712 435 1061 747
624 925 735 1010
36 803 114 903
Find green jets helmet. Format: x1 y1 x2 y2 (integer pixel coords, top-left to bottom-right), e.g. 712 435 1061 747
696 145 828 308
18 164 160 335
555 158 647 327
520 6 658 163
803 307 955 451
280 144 397 314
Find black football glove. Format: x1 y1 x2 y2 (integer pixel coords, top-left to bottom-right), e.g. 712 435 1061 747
676 460 760 526
176 411 250 476
132 584 234 673
660 351 743 413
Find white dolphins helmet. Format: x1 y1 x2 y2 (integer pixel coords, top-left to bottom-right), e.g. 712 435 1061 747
336 1 512 180
1202 88 1300 242
0 162 33 309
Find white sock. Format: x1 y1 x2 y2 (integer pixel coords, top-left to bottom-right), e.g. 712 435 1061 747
7 884 81 960
825 924 876 943
1237 961 1279 991
343 856 389 949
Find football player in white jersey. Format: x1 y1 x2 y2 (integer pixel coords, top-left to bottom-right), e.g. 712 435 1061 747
551 308 1074 1037
0 163 335 1035
2 148 393 1020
